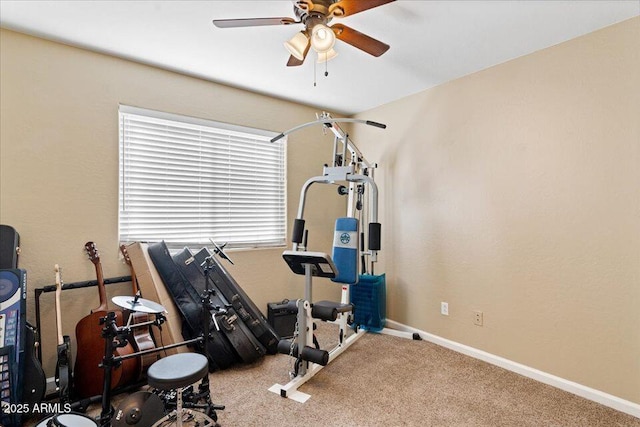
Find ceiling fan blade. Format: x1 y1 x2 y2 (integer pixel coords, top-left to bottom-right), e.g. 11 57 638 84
332 24 390 57
287 41 311 67
287 55 304 67
329 0 395 17
212 17 298 28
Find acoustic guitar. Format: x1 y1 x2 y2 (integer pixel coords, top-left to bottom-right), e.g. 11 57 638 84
73 242 139 399
120 244 158 378
54 264 73 403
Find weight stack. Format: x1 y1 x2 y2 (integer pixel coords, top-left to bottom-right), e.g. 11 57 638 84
349 274 386 332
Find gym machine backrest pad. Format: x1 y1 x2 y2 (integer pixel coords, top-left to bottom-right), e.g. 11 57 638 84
331 217 359 285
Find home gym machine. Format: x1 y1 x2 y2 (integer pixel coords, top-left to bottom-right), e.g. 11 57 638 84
268 112 392 402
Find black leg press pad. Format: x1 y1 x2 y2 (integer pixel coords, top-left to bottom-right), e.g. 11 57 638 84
277 340 329 366
312 301 353 322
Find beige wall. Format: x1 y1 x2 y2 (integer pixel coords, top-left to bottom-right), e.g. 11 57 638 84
0 29 344 375
352 17 640 404
2 16 638 406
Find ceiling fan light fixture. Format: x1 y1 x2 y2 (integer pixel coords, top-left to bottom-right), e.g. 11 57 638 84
310 23 336 53
284 31 309 60
317 48 338 63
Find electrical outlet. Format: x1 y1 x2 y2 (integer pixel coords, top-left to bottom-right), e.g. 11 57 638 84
474 310 483 326
441 302 449 316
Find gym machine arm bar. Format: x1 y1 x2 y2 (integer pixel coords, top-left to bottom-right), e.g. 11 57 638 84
292 174 381 264
294 173 379 228
270 118 386 143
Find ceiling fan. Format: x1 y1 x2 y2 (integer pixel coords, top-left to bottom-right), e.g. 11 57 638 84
212 0 395 66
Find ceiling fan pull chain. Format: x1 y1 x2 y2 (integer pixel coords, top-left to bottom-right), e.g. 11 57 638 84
313 56 317 87
325 52 329 77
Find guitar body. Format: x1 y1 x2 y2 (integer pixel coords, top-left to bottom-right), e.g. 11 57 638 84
73 242 139 399
23 322 46 406
120 244 158 379
55 335 73 403
73 310 138 398
130 312 158 378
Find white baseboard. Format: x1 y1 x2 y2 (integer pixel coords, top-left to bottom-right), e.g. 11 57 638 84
385 319 640 419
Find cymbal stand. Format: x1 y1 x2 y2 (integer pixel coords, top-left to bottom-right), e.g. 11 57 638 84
194 256 226 419
97 267 225 426
98 311 121 427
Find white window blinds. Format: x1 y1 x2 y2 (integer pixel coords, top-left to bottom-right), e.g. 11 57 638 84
119 106 286 249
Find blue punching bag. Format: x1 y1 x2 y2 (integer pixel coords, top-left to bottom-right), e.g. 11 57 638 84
331 217 359 284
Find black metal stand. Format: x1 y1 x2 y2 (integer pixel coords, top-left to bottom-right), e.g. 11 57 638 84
97 311 181 427
34 275 131 366
96 271 225 426
99 311 118 427
199 256 227 420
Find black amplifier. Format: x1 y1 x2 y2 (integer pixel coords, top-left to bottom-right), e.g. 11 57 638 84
267 299 297 339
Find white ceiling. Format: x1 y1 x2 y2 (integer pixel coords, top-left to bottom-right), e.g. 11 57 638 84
1 1 638 115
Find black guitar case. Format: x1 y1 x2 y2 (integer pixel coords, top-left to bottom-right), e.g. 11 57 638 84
0 225 20 269
172 248 266 364
146 241 238 371
192 248 279 354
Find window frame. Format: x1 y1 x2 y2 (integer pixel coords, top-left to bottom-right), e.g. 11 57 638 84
118 105 287 250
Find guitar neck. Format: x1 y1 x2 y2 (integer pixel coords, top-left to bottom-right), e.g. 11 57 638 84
93 261 108 313
54 265 64 345
120 244 140 296
86 241 109 313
